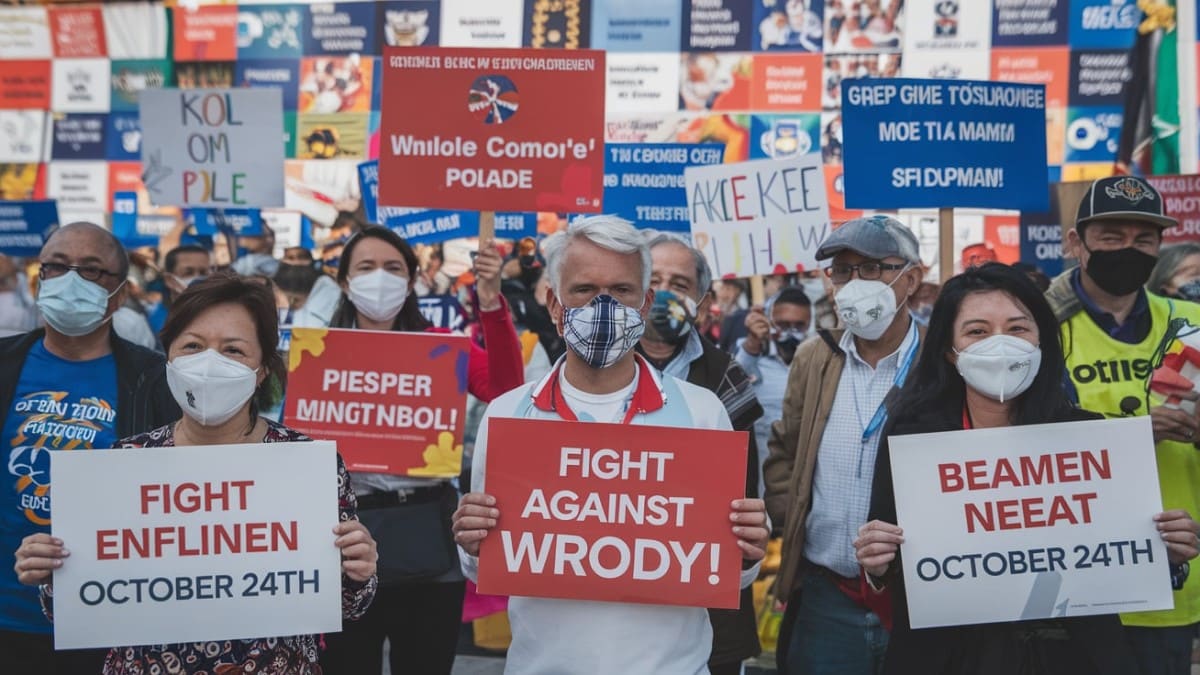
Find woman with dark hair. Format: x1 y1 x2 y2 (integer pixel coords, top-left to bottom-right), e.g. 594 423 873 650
853 263 1198 674
14 274 378 673
318 226 523 675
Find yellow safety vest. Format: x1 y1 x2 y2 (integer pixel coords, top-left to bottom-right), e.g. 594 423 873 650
1062 293 1200 627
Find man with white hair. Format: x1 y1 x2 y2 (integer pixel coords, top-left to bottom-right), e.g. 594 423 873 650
452 215 770 673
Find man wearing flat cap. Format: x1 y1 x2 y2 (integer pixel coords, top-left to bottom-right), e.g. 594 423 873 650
764 215 925 674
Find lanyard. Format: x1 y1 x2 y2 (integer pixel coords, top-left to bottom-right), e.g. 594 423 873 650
859 325 921 444
962 405 972 430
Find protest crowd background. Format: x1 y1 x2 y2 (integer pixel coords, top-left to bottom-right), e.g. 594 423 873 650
4 0 1200 674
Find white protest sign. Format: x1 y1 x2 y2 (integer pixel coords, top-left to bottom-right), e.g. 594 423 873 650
51 441 342 649
685 156 830 279
139 88 285 208
889 417 1172 629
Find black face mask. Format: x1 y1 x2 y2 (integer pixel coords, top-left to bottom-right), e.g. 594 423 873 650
775 337 800 364
1083 246 1158 297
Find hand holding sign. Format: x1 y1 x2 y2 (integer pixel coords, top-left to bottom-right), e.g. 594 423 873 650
474 241 504 313
453 492 499 557
333 520 378 583
854 520 905 579
13 532 68 586
1155 510 1200 565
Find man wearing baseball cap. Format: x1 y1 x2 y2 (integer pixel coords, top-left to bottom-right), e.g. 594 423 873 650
764 215 925 673
1047 175 1200 675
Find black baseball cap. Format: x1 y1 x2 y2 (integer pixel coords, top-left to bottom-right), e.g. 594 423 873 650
1076 176 1177 230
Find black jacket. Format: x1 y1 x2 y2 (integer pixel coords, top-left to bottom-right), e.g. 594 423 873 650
871 404 1138 675
0 329 180 441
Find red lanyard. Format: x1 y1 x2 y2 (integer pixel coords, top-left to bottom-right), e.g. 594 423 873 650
962 405 973 430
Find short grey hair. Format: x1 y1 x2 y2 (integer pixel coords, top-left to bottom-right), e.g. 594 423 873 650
644 231 712 301
1148 242 1200 294
543 215 652 294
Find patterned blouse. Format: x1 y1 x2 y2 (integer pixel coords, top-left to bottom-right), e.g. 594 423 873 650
43 419 378 675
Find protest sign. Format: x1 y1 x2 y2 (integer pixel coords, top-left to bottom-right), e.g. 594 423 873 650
477 418 747 608
1147 175 1200 244
685 155 830 278
50 441 342 649
0 200 57 257
889 417 1172 629
183 207 264 236
357 159 419 224
419 295 466 331
284 328 471 477
385 209 536 246
841 79 1049 211
139 88 285 208
604 143 723 233
110 191 153 249
378 47 605 213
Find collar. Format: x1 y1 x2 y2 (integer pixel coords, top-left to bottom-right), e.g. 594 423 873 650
659 330 705 379
531 353 667 421
1070 268 1149 332
839 314 919 370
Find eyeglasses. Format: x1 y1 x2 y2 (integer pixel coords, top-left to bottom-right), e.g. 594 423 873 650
38 262 121 283
823 262 908 284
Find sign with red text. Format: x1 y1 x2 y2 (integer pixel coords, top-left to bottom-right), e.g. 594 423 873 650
378 47 605 213
1146 175 1200 244
889 417 1172 629
284 328 471 477
50 442 341 649
139 88 285 208
477 418 746 609
685 155 830 279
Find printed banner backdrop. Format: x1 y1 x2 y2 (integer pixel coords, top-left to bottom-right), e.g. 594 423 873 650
889 417 1171 629
378 46 606 213
840 78 1049 210
51 442 342 649
284 328 471 477
0 1 1196 261
477 418 747 608
139 88 285 208
1147 174 1200 244
685 154 830 277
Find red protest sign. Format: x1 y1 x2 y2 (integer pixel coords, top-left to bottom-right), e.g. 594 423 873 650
283 328 470 477
378 47 605 213
477 418 747 609
1147 175 1200 244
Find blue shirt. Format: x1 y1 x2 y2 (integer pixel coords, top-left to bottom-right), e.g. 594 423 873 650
1070 268 1151 344
0 340 117 633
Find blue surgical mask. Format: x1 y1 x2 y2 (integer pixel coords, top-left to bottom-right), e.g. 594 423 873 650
37 271 123 337
562 294 646 369
647 290 697 345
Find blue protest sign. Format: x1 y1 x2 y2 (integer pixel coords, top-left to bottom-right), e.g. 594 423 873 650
386 210 537 245
1067 0 1138 50
358 159 380 221
1021 222 1064 277
236 59 302 110
603 143 724 233
591 0 683 52
111 192 158 249
841 78 1049 211
184 208 265 236
0 201 58 257
237 4 306 59
419 295 465 331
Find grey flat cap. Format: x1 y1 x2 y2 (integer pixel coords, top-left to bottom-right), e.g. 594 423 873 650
816 215 921 264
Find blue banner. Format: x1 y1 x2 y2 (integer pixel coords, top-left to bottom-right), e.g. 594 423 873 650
419 295 465 331
358 159 426 224
236 59 301 110
603 143 724 232
991 0 1066 47
0 201 58 257
106 113 142 162
184 209 265 236
111 192 158 249
841 79 1049 211
1067 0 1138 50
237 4 306 59
51 114 107 160
305 2 377 55
385 210 537 245
591 0 683 52
1021 222 1064 277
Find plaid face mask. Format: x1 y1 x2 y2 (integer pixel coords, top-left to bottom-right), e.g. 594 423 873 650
562 294 646 369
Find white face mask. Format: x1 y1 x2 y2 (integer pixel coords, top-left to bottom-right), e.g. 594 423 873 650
167 350 260 426
172 274 204 290
37 271 122 337
347 268 410 323
955 334 1042 403
799 278 826 305
834 268 908 341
